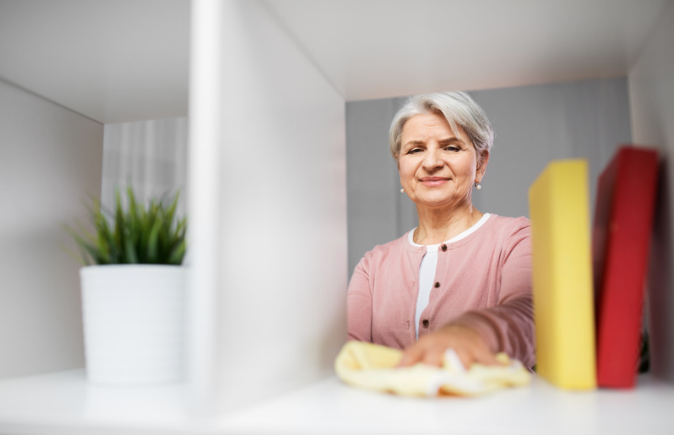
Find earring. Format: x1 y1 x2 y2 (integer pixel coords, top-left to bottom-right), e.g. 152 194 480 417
474 182 482 190
400 188 405 193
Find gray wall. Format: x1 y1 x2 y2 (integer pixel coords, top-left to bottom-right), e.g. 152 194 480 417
346 78 632 275
0 79 103 380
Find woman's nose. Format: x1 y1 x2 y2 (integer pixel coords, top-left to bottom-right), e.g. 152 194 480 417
422 148 443 170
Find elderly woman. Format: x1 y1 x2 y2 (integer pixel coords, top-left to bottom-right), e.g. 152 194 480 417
347 92 535 369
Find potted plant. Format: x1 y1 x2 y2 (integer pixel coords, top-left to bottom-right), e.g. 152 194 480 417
67 187 187 385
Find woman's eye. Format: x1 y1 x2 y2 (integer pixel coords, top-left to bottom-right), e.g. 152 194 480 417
408 148 423 154
445 146 460 152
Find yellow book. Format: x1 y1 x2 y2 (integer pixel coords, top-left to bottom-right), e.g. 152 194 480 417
528 159 597 390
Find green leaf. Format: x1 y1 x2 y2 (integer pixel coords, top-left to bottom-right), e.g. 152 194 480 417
64 186 187 266
114 189 125 262
146 214 163 263
167 239 186 265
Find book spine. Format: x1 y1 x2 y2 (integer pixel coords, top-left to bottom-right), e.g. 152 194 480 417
595 147 658 388
529 159 597 390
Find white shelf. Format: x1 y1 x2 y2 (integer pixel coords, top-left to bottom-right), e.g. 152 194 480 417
0 370 672 435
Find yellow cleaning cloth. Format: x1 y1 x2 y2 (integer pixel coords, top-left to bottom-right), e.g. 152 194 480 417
335 341 531 397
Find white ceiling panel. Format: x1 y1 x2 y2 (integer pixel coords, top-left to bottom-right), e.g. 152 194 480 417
264 0 671 100
0 0 669 122
0 0 190 124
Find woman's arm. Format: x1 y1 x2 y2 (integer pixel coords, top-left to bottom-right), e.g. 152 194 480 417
449 295 534 367
346 257 373 342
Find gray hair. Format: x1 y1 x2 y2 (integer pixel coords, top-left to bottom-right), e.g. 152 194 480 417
389 92 494 162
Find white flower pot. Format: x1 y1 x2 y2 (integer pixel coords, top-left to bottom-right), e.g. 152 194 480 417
80 265 186 385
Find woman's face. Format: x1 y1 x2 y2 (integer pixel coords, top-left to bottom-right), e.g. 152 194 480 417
397 112 488 211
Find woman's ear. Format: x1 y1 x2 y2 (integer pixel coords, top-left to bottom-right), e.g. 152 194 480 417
477 150 490 181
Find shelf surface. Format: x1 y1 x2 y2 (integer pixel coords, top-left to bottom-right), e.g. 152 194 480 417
0 370 673 435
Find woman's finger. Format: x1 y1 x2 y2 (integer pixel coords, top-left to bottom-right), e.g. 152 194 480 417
421 348 445 367
473 346 501 366
397 345 423 367
398 324 500 369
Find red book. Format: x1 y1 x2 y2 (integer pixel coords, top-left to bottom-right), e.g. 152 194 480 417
592 146 658 388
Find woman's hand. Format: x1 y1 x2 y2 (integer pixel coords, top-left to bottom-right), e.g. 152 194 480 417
397 324 499 369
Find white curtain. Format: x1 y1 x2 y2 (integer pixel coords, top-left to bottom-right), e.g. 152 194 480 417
101 117 188 218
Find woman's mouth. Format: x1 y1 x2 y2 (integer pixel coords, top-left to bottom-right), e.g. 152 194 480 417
419 177 450 187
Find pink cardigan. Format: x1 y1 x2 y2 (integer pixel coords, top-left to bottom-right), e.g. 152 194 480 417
347 214 535 368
